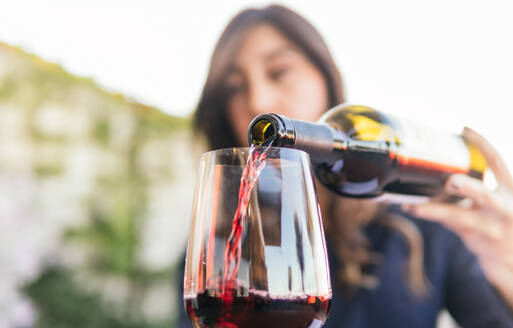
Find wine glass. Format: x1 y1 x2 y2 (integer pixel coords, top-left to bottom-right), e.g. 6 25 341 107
184 147 331 328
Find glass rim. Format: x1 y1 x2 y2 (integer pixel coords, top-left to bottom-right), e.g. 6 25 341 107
199 146 311 164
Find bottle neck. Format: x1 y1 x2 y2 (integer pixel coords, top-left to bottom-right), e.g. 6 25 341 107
248 114 347 164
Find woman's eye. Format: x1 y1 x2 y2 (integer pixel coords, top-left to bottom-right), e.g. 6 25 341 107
269 67 289 80
226 83 246 96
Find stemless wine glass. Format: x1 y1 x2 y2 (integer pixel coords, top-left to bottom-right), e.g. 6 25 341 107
184 147 331 328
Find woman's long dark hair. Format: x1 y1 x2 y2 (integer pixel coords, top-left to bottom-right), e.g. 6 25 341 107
193 4 428 297
194 4 344 150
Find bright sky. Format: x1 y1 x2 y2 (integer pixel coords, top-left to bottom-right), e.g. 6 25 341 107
1 0 513 168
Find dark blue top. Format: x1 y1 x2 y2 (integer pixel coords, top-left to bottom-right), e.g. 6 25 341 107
178 207 513 327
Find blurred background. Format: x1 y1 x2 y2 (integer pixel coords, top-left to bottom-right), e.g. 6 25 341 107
0 0 512 327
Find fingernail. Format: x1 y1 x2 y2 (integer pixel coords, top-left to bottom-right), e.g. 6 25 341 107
447 175 465 193
463 126 475 135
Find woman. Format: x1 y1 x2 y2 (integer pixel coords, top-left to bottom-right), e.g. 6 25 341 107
180 4 513 327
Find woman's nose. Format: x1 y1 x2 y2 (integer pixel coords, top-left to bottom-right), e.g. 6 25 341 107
247 81 279 115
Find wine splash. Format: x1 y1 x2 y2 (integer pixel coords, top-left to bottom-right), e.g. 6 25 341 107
224 140 273 286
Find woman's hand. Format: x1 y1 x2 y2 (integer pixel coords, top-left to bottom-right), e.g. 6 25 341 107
403 127 513 309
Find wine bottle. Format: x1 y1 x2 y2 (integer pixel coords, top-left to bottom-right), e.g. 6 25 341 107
247 103 486 199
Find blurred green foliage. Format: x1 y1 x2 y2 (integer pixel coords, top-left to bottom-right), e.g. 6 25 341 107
24 267 174 328
0 42 193 326
34 163 64 177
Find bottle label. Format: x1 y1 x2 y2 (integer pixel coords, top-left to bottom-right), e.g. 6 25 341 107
390 115 470 173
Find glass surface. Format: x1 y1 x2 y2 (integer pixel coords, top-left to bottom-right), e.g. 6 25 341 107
184 147 331 328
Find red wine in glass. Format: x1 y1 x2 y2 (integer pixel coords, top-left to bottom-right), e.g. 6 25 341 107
185 289 330 328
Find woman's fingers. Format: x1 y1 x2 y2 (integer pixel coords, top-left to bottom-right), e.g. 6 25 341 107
445 174 513 217
463 127 513 191
458 229 502 259
402 202 504 241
